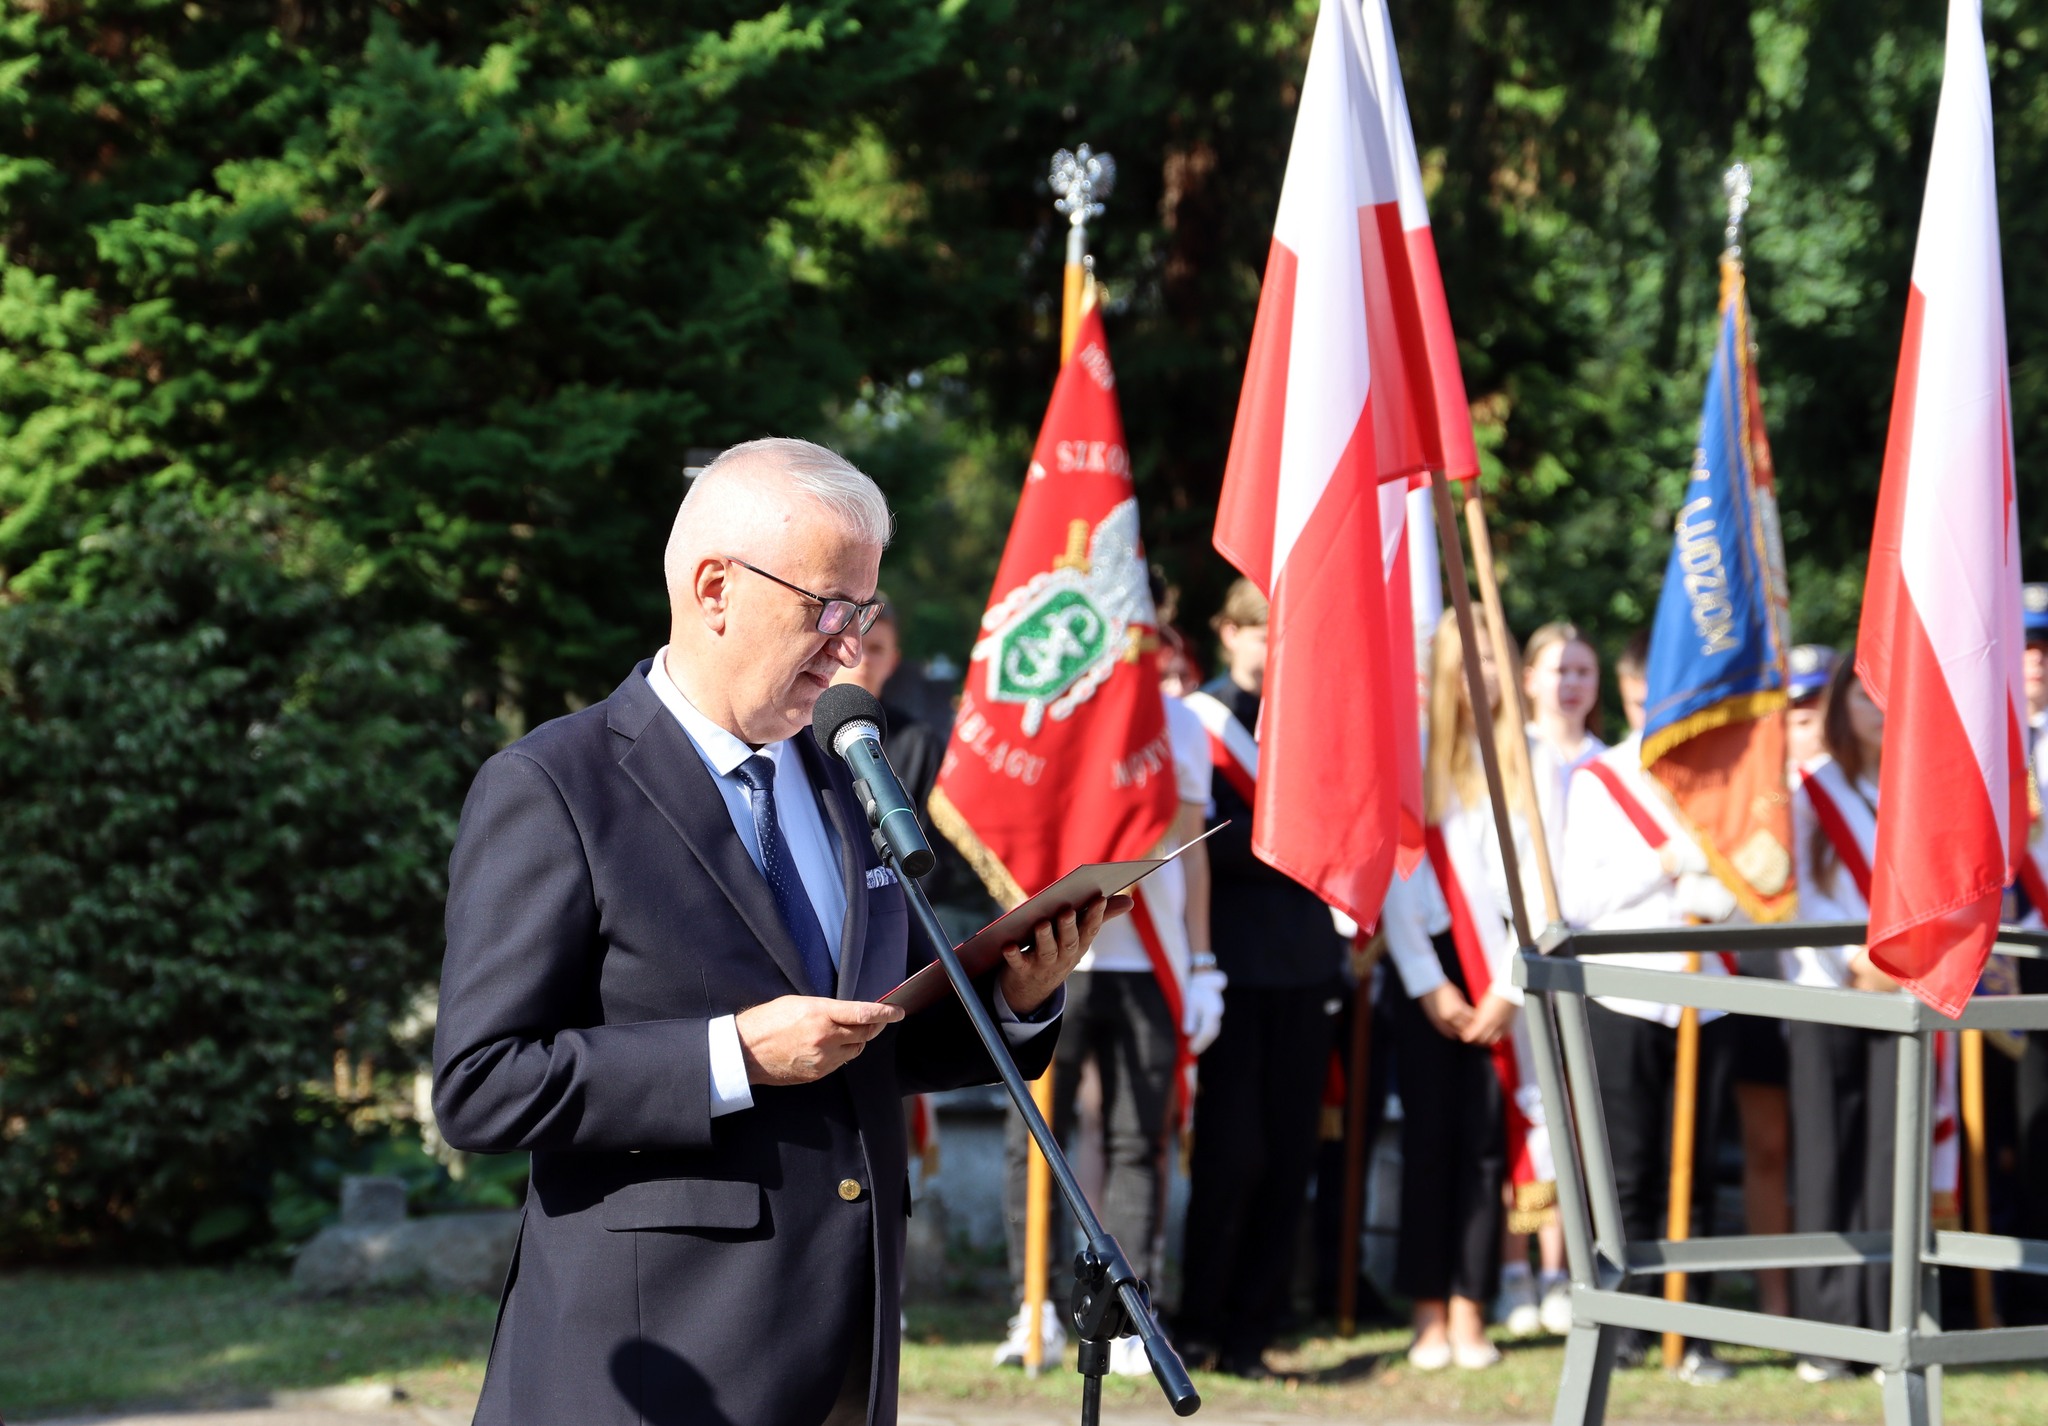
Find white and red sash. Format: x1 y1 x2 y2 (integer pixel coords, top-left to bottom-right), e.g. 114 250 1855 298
1127 880 1196 1132
1578 759 1739 975
1798 761 1876 906
1425 823 1548 1204
1798 761 1959 1212
1184 689 1259 807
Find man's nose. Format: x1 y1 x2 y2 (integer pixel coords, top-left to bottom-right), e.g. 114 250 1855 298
830 629 864 667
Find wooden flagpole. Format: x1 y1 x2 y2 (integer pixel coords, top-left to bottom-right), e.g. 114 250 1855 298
1337 932 1381 1334
1460 495 1562 925
1427 475 1535 948
1662 957 1705 1367
1021 145 1114 1373
1962 1027 1995 1328
1660 166 1760 1370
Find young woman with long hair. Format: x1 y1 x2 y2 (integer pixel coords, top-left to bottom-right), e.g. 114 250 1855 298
1522 621 1606 857
1381 609 1540 1371
1488 621 1600 1337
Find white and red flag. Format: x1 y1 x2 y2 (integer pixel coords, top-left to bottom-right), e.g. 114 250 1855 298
1857 0 2026 1018
1212 0 1476 924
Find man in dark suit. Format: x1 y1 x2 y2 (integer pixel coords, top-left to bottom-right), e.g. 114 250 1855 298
433 438 1109 1426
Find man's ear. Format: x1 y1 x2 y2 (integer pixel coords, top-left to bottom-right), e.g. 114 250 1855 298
692 556 731 633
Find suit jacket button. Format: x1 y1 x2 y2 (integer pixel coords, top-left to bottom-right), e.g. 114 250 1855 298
838 1178 863 1202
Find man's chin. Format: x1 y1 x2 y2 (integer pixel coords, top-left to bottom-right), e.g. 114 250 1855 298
789 680 830 727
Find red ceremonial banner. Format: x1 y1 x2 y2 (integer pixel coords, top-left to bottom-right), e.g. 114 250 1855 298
930 299 1178 905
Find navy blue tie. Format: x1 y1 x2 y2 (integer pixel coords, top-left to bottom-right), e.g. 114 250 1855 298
734 754 837 996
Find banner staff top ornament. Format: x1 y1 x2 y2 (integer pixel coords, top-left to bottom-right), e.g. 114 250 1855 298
1724 162 1753 262
1051 145 1115 276
1050 145 1116 228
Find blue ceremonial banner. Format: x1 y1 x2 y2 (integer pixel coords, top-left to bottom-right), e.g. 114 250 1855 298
1641 258 1795 919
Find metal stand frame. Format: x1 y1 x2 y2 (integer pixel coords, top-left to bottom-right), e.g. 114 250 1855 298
1516 921 2048 1426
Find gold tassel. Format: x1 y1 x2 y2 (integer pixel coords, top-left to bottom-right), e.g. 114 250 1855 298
1507 1179 1559 1235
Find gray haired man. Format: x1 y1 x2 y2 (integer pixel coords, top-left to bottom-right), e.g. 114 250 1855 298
434 439 1113 1425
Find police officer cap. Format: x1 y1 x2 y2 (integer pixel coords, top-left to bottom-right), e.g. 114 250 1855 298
2025 583 2048 638
1787 644 1838 702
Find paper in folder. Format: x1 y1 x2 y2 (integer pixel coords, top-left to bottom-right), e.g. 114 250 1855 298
879 823 1227 1014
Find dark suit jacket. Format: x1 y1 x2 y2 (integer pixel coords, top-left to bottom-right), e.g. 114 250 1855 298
433 662 1055 1426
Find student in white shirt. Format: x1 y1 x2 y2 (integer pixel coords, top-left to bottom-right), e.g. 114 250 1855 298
1381 609 1536 1372
1500 620 1603 1336
1523 621 1607 862
995 688 1221 1374
1559 630 1739 1384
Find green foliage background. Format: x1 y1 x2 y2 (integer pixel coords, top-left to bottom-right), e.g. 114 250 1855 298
3 0 2045 1252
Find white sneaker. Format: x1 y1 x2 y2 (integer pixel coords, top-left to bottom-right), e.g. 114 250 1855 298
1453 1338 1504 1370
1108 1334 1150 1377
1538 1274 1573 1336
1406 1337 1453 1371
1496 1268 1541 1338
993 1300 1068 1368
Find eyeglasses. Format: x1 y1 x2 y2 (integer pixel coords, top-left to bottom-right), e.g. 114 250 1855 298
726 558 883 636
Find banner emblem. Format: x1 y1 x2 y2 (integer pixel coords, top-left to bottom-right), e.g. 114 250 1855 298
973 500 1150 734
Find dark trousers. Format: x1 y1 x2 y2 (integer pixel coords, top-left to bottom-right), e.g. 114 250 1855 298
1003 971 1179 1297
1177 982 1338 1358
1788 1020 1897 1331
1584 1001 1734 1304
1390 933 1505 1303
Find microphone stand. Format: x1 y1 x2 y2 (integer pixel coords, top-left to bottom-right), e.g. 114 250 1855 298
861 812 1201 1421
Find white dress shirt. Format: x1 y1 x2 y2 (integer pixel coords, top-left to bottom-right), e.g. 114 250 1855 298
1558 733 1730 1027
1527 725 1606 877
1784 756 1876 988
1081 693 1214 974
1383 797 1524 1006
647 648 1053 1117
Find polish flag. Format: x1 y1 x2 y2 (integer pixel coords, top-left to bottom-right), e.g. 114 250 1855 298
1214 0 1475 923
1857 0 2026 1018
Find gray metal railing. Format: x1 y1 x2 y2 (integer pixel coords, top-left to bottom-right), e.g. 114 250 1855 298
1514 922 2048 1426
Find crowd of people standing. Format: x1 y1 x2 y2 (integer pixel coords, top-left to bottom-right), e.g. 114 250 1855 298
865 572 2048 1386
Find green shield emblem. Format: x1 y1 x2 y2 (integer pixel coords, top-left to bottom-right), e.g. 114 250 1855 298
995 587 1107 705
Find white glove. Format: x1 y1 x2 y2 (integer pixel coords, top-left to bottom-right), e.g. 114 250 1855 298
1664 838 1710 877
1676 872 1739 924
1182 968 1229 1056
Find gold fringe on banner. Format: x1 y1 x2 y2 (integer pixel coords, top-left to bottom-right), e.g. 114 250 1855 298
926 785 1027 910
1508 1179 1559 1235
1638 688 1788 770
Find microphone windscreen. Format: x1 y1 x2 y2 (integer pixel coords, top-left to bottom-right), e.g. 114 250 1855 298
811 683 888 756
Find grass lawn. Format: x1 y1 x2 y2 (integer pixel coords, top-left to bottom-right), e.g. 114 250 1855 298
7 1267 2048 1422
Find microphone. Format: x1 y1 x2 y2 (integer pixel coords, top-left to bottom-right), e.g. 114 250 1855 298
811 684 937 880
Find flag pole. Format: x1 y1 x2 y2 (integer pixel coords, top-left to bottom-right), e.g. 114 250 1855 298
1658 165 1757 1368
1019 145 1116 1374
1961 1027 1995 1327
1337 931 1382 1334
1461 499 1562 926
1428 475 1536 949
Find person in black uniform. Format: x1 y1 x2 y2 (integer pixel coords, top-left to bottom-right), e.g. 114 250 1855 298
1174 577 1346 1377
